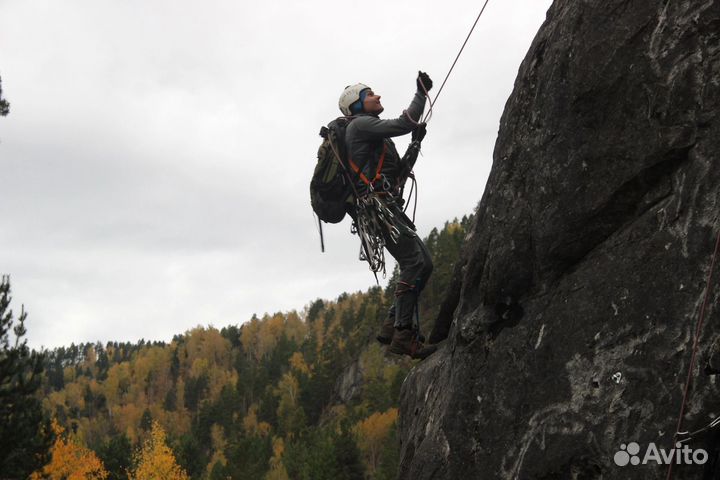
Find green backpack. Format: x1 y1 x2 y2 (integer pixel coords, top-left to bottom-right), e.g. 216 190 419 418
310 117 356 222
310 117 358 251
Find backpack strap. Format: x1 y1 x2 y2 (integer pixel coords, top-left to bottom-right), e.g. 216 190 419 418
347 142 387 188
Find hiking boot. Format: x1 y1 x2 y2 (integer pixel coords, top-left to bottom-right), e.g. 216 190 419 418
375 317 395 345
376 306 395 345
382 327 425 345
389 328 437 360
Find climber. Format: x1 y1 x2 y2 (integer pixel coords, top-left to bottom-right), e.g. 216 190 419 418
337 72 437 360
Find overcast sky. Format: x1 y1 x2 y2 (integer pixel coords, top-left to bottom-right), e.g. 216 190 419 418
0 0 552 349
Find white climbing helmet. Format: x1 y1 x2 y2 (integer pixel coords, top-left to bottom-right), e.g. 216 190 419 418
338 83 370 116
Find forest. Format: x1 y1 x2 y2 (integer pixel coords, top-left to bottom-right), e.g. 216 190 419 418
2 215 471 480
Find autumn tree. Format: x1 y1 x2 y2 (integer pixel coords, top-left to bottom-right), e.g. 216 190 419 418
204 424 228 479
264 437 289 480
274 372 305 437
130 421 189 480
31 213 471 480
30 419 108 480
0 276 52 478
354 408 399 476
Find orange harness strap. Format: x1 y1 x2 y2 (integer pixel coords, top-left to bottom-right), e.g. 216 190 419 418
348 143 387 186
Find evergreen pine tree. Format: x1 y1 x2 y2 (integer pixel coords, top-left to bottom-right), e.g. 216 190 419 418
96 343 110 381
335 423 365 480
98 434 132 480
0 276 52 477
375 422 401 480
140 408 153 432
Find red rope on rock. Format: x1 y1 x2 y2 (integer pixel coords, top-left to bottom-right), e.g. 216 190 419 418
666 226 720 480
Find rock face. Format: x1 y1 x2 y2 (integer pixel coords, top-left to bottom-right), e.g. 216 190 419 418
399 1 720 478
334 359 364 404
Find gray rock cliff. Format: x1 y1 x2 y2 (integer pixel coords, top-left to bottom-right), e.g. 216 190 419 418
399 1 720 478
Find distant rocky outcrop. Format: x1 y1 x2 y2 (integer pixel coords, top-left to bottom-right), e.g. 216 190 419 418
334 359 364 404
399 1 720 478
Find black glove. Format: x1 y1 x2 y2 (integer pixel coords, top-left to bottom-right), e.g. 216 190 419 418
416 71 433 92
412 122 427 142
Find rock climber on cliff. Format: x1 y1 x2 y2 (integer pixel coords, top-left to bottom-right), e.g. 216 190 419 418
337 72 437 359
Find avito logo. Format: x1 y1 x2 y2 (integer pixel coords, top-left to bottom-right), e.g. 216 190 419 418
614 442 708 466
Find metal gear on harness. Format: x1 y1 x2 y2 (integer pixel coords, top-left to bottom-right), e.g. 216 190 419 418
352 185 422 280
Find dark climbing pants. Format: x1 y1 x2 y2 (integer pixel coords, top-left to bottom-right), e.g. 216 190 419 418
383 212 433 330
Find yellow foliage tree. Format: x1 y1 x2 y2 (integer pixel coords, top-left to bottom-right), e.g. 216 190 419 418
241 313 308 363
289 351 311 376
264 437 289 480
240 318 262 361
243 404 272 437
103 362 132 406
132 345 173 405
30 420 108 480
129 421 189 480
283 311 307 345
205 424 228 478
354 408 398 475
274 372 305 437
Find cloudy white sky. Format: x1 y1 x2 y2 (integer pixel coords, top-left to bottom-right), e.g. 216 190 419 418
0 0 552 349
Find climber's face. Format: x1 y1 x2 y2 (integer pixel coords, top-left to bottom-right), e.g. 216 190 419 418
363 91 384 115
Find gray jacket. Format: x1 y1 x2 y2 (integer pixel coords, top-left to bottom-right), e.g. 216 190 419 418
345 90 426 190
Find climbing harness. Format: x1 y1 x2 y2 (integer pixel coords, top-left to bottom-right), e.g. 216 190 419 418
323 126 406 282
666 225 720 480
348 144 387 187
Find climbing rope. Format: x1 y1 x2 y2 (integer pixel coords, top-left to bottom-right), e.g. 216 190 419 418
393 1 493 255
666 225 720 480
403 0 490 234
403 174 419 224
322 1 492 278
422 0 492 123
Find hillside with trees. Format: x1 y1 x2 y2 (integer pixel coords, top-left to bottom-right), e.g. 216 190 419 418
27 215 472 479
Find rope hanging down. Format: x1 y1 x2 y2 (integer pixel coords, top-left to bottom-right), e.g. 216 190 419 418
666 225 720 480
422 0 492 123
